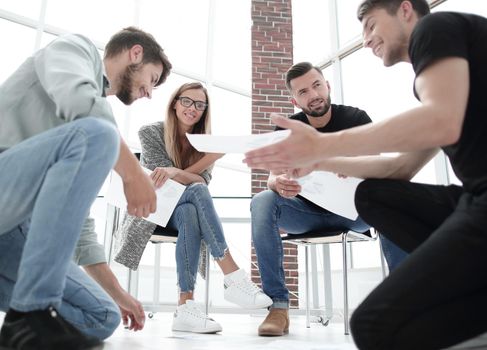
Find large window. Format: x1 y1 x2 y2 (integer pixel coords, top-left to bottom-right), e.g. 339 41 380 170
0 18 36 83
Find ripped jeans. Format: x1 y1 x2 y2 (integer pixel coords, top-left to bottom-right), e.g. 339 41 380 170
167 183 228 292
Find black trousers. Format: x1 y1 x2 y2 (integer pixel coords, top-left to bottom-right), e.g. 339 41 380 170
351 178 487 350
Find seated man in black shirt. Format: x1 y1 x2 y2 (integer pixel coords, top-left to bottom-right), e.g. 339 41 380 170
251 61 407 336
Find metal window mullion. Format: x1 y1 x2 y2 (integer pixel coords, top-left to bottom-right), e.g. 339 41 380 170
33 0 48 51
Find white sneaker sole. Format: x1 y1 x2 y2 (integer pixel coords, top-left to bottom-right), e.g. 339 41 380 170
224 295 273 309
172 324 222 334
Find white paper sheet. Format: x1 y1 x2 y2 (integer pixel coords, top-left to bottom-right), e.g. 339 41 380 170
297 171 363 220
105 167 185 227
186 130 291 153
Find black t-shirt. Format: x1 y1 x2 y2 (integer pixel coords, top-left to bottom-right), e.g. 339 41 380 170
409 12 487 193
276 104 371 133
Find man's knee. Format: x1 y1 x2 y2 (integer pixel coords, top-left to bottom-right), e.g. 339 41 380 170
101 304 122 339
75 117 120 162
355 179 385 223
251 190 278 215
350 303 382 350
86 302 121 340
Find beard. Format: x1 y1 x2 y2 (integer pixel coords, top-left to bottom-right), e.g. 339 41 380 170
301 94 331 118
116 63 140 105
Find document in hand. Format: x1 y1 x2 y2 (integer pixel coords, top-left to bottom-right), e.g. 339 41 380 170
105 167 185 227
186 129 291 153
297 171 363 220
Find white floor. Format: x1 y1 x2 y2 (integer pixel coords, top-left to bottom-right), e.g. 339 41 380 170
102 312 358 350
0 311 358 349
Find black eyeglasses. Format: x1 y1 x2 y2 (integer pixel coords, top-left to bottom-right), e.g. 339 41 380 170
177 96 208 111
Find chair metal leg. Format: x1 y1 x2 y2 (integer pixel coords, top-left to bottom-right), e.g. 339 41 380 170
322 245 333 321
342 233 350 335
204 247 211 316
104 204 120 264
154 244 161 304
128 267 139 298
305 245 311 328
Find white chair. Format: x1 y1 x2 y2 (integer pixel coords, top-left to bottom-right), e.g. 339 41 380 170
281 228 385 335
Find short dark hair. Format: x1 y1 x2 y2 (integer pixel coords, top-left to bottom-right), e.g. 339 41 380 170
357 0 430 22
285 62 324 91
104 26 172 87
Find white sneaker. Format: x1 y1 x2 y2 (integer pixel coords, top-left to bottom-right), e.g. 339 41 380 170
224 269 273 309
172 300 222 334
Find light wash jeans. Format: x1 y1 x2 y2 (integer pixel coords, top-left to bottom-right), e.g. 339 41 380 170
167 183 228 292
0 117 121 339
250 190 406 309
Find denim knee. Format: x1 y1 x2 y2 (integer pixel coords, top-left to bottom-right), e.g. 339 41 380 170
89 302 121 340
251 191 278 233
251 190 278 216
76 117 120 164
185 182 211 198
102 303 121 340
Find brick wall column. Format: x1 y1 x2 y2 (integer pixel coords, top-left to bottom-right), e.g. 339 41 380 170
250 0 299 308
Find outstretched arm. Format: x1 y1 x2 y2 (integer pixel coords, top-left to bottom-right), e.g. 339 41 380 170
291 148 439 181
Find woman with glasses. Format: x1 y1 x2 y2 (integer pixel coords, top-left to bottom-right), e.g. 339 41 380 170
115 82 272 334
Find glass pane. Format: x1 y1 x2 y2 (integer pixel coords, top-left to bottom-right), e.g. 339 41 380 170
0 0 41 19
322 65 336 102
139 0 209 77
337 0 363 48
208 162 251 197
342 48 419 122
341 47 437 184
0 19 36 83
207 87 251 197
39 31 57 49
212 0 250 90
211 87 251 136
292 0 332 63
45 0 135 43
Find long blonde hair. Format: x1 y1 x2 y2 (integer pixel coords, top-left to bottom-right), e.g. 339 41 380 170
163 82 211 169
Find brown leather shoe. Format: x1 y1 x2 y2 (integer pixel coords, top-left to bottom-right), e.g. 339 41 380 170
258 308 289 336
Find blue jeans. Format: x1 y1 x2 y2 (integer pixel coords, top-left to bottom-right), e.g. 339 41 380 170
379 234 408 272
167 183 228 292
0 117 121 339
250 190 403 308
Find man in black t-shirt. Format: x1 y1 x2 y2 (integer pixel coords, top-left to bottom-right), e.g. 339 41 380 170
244 1 487 349
250 61 407 337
